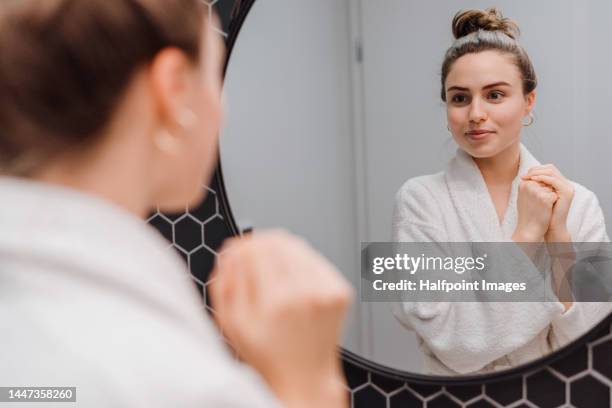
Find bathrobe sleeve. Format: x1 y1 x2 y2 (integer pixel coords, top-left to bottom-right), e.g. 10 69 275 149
391 178 566 374
549 188 612 348
572 186 610 242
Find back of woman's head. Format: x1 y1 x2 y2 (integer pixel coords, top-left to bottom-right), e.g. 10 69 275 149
440 8 537 101
0 0 206 175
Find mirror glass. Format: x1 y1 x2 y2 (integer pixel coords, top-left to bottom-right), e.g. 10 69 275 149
220 0 612 376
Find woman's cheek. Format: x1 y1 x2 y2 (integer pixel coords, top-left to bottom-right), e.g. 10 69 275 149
447 107 465 130
492 101 525 131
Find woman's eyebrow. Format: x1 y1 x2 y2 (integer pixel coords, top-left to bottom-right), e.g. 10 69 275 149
446 86 468 93
446 81 511 93
482 81 511 89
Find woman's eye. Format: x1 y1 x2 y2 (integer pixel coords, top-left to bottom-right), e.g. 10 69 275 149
451 94 468 104
488 91 504 100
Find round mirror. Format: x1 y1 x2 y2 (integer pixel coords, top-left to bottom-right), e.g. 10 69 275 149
220 0 612 376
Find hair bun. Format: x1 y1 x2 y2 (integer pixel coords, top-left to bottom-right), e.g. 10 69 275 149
452 7 520 40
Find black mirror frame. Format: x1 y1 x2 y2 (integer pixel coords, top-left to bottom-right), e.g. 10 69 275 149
213 0 612 398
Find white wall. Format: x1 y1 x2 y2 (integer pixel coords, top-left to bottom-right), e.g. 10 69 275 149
220 0 364 353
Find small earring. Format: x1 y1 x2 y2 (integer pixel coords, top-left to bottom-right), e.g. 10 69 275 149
177 109 196 129
447 124 451 132
522 113 534 127
154 129 180 155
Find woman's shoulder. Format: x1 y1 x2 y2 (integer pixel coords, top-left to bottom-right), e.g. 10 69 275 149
393 172 450 226
395 172 447 200
392 172 449 239
567 179 609 241
569 180 602 209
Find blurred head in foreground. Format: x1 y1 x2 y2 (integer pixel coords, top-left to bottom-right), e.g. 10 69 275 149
0 0 225 215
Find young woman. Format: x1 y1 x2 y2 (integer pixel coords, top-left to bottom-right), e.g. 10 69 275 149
392 8 611 375
0 1 352 406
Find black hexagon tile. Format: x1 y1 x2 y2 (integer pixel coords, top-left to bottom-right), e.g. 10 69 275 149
592 338 612 379
550 345 588 378
190 246 215 284
353 384 386 408
445 384 482 402
526 369 566 408
485 376 523 406
203 216 231 252
174 216 203 253
570 375 610 408
343 360 369 390
390 389 422 408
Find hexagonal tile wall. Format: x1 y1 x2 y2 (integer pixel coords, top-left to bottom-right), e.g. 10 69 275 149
146 1 612 407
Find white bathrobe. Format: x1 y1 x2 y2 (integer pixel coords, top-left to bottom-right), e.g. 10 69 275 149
392 144 612 375
0 177 280 407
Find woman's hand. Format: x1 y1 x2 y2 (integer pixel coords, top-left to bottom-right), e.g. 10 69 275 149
522 165 575 311
512 179 559 243
522 164 575 242
209 230 353 408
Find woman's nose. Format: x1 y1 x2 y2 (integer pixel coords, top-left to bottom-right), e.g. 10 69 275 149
468 98 488 124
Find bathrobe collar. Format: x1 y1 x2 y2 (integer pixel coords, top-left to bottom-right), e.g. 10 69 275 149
444 143 540 241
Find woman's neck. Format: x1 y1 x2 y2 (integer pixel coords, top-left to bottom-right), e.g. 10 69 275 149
473 142 521 186
472 142 521 224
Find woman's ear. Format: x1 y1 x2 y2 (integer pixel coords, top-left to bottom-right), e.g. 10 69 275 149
147 47 194 134
524 90 536 115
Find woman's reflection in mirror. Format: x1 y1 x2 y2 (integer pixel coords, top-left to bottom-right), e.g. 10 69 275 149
392 7 612 375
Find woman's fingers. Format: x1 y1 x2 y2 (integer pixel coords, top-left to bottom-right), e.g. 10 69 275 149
533 180 555 193
516 165 575 242
527 174 563 190
210 249 248 336
521 165 574 197
526 174 574 200
525 164 561 176
522 164 563 181
522 169 556 180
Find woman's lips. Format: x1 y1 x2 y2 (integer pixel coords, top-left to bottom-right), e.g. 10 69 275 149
465 130 494 140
